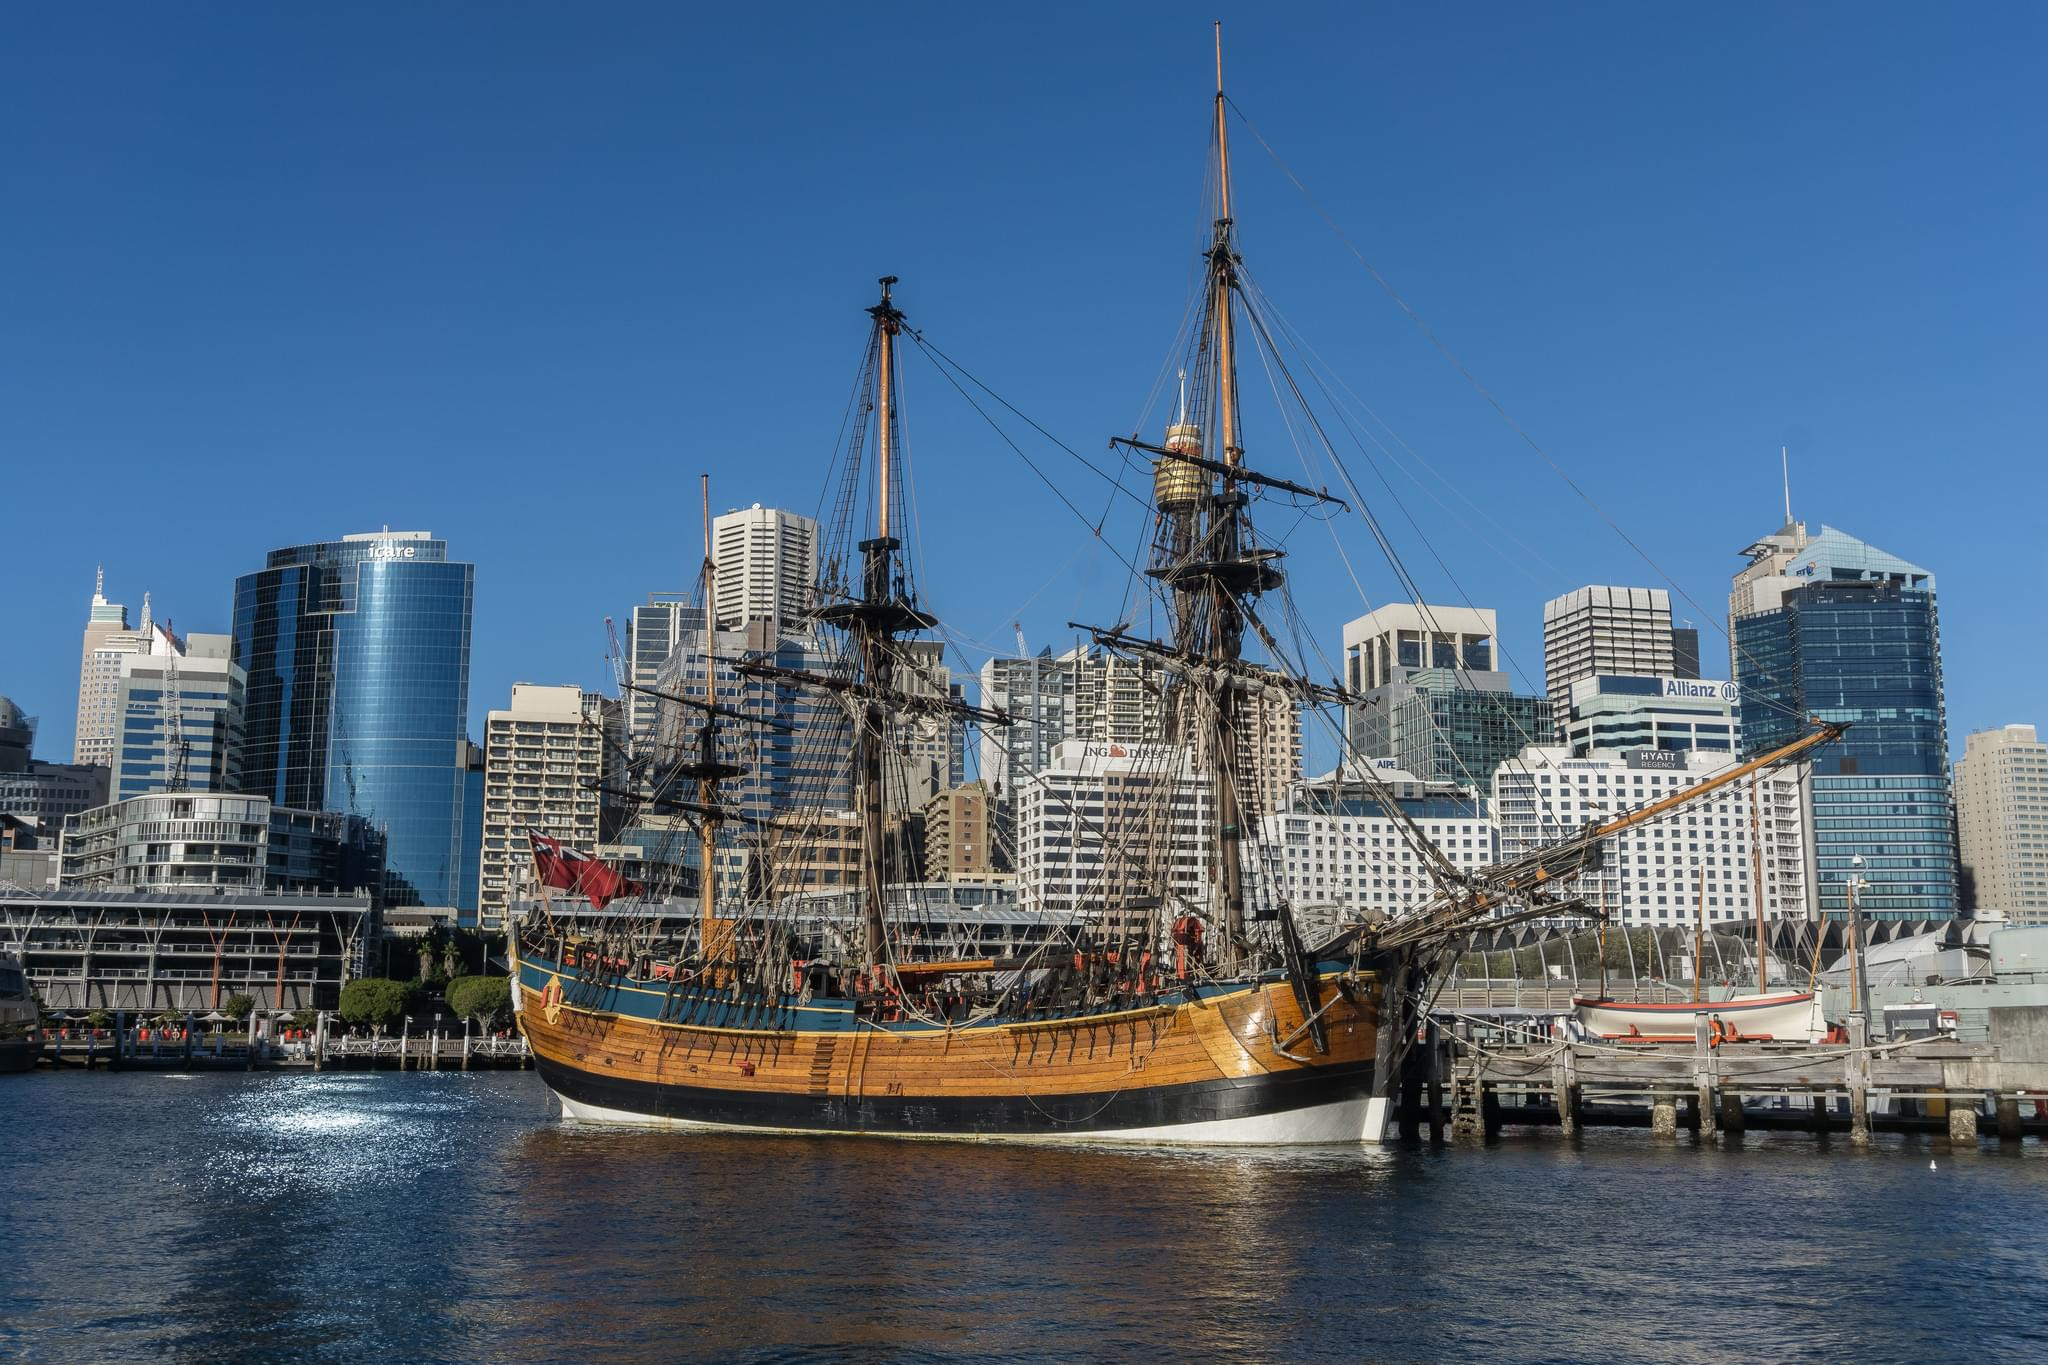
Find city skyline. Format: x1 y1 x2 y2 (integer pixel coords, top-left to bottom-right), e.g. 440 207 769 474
5 5 2042 768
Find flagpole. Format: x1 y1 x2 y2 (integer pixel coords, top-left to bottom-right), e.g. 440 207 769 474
528 830 558 931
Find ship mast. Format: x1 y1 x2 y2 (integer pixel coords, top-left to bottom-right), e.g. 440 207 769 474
739 279 1010 983
674 474 745 981
815 277 940 982
858 279 904 976
698 478 729 977
1205 22 1251 960
1106 25 1300 971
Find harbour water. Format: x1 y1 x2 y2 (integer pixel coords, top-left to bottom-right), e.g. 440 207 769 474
3 1070 2044 1362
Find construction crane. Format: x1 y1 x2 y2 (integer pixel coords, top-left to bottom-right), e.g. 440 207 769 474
603 615 629 691
1012 620 1028 656
161 635 190 792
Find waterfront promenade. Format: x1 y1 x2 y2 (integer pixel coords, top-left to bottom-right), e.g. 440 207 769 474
36 1025 530 1071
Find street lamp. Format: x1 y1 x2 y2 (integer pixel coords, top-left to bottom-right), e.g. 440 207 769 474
1692 856 1705 1003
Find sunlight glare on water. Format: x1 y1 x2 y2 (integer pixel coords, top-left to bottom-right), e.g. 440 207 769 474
3 1070 2045 1362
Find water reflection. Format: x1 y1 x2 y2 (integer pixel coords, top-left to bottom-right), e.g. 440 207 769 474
4 1072 2047 1362
497 1130 1385 1360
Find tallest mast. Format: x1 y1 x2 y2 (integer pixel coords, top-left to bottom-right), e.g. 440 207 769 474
1205 22 1252 959
1213 20 1240 477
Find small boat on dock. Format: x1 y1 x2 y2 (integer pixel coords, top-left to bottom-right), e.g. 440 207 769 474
1573 991 1827 1044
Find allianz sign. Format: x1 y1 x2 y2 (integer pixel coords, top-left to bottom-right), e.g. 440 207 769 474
1664 678 1738 702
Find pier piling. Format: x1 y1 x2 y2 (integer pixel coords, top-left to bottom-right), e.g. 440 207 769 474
1997 1097 2023 1143
1651 1098 1679 1140
1847 1016 1872 1148
1693 1018 1717 1140
1425 1021 1445 1143
1399 1050 1423 1141
1948 1099 1979 1144
1717 1088 1746 1135
1554 1051 1581 1139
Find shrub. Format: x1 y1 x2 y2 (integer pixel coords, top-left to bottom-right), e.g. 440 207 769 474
338 978 418 1033
446 975 511 1030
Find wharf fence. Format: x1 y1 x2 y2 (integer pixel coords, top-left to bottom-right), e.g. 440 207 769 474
1392 1012 2048 1148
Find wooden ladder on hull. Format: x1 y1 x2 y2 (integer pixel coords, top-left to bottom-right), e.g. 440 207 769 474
808 1038 839 1097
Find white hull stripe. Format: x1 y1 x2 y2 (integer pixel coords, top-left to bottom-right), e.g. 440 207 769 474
550 1089 1391 1147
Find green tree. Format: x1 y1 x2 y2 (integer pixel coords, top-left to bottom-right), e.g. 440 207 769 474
290 1008 323 1031
338 978 417 1035
445 975 511 1032
84 1008 112 1030
223 993 255 1025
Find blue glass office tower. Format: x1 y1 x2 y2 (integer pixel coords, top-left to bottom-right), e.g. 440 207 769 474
1732 522 1955 919
233 532 474 911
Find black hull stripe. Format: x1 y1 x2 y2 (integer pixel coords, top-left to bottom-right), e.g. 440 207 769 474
533 1054 1377 1137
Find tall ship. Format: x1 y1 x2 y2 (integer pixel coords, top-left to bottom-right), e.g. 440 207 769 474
509 29 1843 1143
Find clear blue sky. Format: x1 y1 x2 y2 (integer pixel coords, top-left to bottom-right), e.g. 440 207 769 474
4 3 2042 766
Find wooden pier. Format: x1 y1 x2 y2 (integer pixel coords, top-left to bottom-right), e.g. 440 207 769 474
1406 1014 2048 1145
34 1026 530 1072
316 1033 531 1071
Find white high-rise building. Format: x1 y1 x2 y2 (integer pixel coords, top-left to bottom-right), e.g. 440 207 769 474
1203 681 1302 820
980 645 1297 815
623 594 693 766
74 571 159 768
1256 764 1495 939
1068 646 1166 747
1492 746 1811 927
1542 586 1677 716
1955 724 2048 922
479 684 606 930
1344 603 1498 692
895 640 967 811
1341 603 1554 787
112 632 246 801
978 652 1073 793
712 505 817 630
1071 644 1298 815
1560 675 1741 759
1015 741 1211 921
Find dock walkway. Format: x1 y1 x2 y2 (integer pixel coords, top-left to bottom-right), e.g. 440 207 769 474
1419 1014 2047 1145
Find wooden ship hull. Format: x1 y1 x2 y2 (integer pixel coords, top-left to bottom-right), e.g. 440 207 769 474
510 932 1391 1144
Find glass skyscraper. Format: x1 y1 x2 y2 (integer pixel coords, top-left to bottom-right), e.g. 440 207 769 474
1732 522 1955 919
233 531 475 911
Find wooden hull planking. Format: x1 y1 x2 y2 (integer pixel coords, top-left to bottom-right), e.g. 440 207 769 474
511 947 1388 1145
